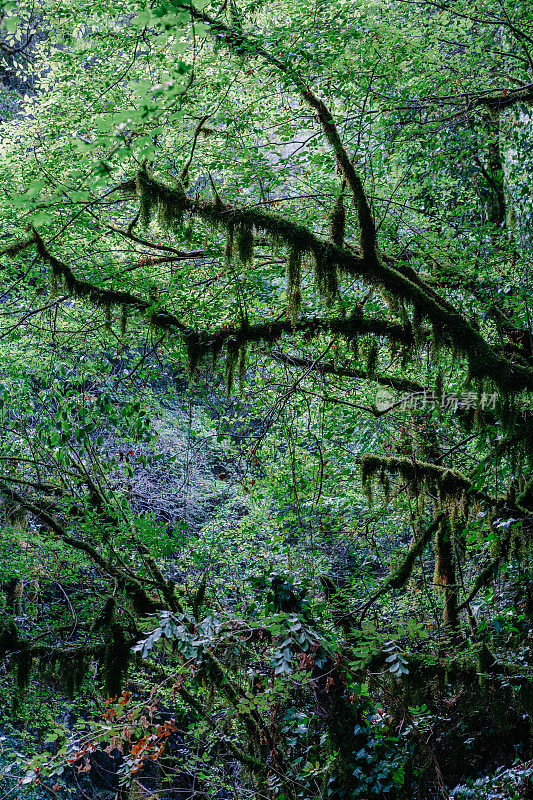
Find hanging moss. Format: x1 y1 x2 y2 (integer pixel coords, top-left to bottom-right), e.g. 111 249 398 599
136 166 188 233
380 288 401 321
64 654 87 698
224 338 240 394
287 245 303 324
93 597 116 631
433 518 458 629
366 342 378 377
136 169 157 230
156 181 187 233
103 623 130 698
361 454 471 501
13 645 32 711
211 335 225 369
238 342 247 394
225 224 234 265
431 321 446 355
185 331 206 377
120 305 127 336
314 249 338 305
188 314 411 360
123 170 533 393
330 192 346 247
237 224 254 265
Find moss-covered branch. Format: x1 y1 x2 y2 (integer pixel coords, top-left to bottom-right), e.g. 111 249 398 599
134 171 533 392
32 228 190 333
358 512 445 623
456 554 504 613
361 455 472 500
184 13 533 391
270 348 424 393
27 230 410 360
0 481 164 616
141 659 267 774
189 8 377 258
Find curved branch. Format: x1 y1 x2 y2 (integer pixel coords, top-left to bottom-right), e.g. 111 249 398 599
270 348 424 393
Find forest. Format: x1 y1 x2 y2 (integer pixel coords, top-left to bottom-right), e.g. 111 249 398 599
0 0 532 797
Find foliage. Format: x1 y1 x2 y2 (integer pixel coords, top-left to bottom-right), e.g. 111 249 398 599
0 0 532 796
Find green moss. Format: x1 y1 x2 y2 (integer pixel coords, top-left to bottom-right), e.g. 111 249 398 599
361 454 471 501
366 342 378 377
314 249 338 304
287 244 303 323
433 518 458 628
225 338 240 394
225 224 234 265
237 224 254 265
127 171 533 390
103 624 130 698
120 305 127 336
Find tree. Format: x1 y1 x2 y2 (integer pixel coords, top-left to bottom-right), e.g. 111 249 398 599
0 0 532 796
